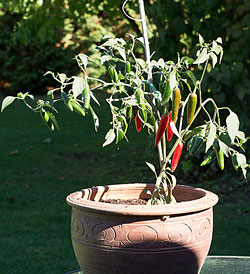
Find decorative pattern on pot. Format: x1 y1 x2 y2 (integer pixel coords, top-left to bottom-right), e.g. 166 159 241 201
71 207 213 251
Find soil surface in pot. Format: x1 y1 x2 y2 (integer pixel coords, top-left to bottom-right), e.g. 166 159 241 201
101 198 148 205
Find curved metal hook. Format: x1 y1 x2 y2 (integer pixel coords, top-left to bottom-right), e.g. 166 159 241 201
122 0 142 22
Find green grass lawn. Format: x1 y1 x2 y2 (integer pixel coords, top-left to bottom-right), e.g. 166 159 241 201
0 94 249 273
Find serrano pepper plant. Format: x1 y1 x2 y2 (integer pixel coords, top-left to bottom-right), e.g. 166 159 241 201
1 33 249 205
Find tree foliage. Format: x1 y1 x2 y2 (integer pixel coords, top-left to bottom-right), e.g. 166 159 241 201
0 0 249 133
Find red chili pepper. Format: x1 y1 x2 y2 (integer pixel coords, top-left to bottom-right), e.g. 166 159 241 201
135 115 142 133
167 111 175 141
155 114 170 146
171 142 183 173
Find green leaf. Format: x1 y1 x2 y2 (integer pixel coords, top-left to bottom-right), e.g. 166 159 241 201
145 162 157 178
116 47 126 61
77 54 88 69
89 106 99 132
210 52 218 68
186 70 197 87
58 73 66 83
103 129 116 147
61 91 69 104
216 37 222 44
205 122 216 152
212 41 220 55
72 76 85 98
218 132 232 147
102 38 117 47
100 55 112 64
170 121 182 140
169 70 177 90
136 58 147 69
193 48 208 65
90 91 100 106
226 110 239 144
1 96 16 112
198 34 204 44
218 45 224 63
218 139 229 157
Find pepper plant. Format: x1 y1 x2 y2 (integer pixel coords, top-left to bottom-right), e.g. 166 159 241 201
1 10 249 205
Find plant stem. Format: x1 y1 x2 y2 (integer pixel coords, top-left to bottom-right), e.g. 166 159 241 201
138 0 163 166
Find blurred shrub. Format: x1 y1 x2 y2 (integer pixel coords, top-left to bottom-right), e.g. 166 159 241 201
0 8 79 94
1 0 249 133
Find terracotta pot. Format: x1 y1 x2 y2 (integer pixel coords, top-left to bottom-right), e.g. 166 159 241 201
66 183 218 274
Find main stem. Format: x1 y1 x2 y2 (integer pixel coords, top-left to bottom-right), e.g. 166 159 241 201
138 0 163 166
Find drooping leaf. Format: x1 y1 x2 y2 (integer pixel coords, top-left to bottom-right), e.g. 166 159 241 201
1 96 16 112
89 106 99 132
103 129 116 147
72 76 85 98
145 162 157 178
205 121 216 152
186 70 197 87
90 91 100 106
210 52 218 68
218 139 229 157
193 48 208 65
116 47 126 61
226 110 239 144
77 54 88 69
170 121 181 139
169 70 177 90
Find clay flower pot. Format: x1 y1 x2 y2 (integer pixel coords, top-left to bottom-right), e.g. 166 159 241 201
66 183 218 274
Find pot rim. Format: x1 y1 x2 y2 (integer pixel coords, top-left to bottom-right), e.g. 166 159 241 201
66 183 218 216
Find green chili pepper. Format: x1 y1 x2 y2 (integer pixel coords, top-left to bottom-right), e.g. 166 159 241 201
61 91 73 111
187 127 205 155
161 78 172 106
187 93 197 125
136 87 146 111
213 144 224 170
84 83 90 110
70 99 85 116
172 87 181 124
40 109 59 131
125 61 131 74
200 150 216 166
188 135 204 155
108 65 119 83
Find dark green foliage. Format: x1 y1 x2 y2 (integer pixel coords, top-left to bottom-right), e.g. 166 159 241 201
145 0 250 130
0 10 78 94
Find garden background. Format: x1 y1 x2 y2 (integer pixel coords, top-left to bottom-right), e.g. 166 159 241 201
0 0 249 273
